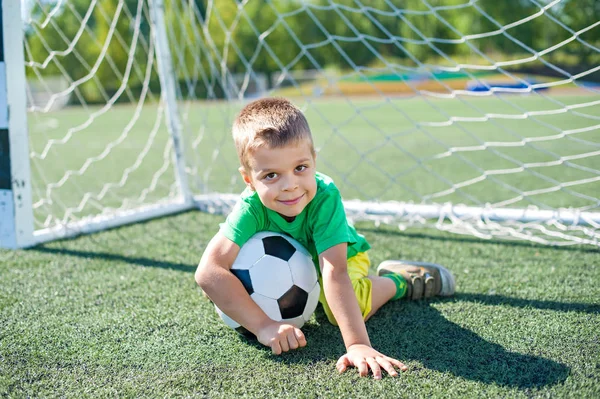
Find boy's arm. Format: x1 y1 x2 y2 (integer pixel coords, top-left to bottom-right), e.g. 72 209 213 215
195 232 306 354
320 243 407 379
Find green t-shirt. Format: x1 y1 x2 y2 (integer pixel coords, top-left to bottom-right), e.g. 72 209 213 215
219 172 370 270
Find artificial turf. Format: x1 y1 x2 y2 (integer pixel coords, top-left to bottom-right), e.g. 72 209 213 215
1 210 598 398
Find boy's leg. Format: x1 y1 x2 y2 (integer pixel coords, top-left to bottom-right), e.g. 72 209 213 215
345 254 412 321
364 275 397 321
318 254 455 325
318 252 376 325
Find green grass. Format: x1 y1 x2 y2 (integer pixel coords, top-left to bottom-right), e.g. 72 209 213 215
1 210 599 397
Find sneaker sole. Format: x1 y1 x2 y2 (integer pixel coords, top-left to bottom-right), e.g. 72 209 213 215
377 260 456 297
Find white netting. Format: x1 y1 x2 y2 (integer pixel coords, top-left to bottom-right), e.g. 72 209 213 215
21 0 600 246
24 0 182 238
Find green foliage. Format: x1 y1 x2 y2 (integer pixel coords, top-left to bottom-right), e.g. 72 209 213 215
23 0 599 103
561 0 600 63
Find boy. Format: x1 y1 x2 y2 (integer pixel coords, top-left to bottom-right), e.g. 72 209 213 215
195 98 455 379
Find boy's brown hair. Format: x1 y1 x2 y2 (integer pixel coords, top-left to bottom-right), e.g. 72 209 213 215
233 98 315 169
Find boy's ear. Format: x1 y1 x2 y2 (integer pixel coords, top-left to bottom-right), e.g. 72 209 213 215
239 166 255 191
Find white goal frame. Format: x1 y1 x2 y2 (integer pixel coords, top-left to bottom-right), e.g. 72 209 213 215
2 0 599 249
1 0 195 249
1 0 34 249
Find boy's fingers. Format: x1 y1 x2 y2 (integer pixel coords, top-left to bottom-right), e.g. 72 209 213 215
279 337 290 352
377 357 398 377
295 329 307 347
357 359 369 377
270 340 282 355
287 330 302 350
336 356 350 373
366 357 382 379
287 334 299 350
389 358 408 371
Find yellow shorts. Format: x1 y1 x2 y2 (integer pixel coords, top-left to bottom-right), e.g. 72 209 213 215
318 252 372 326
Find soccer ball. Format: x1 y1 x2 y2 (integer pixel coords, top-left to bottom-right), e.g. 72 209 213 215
215 231 320 334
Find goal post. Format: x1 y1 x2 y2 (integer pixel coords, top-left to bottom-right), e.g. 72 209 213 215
1 0 34 249
4 0 600 249
1 0 195 249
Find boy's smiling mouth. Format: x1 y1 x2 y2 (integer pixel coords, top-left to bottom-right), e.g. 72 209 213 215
278 194 305 205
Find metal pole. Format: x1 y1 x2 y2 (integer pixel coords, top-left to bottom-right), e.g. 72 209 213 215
0 0 34 249
148 0 193 206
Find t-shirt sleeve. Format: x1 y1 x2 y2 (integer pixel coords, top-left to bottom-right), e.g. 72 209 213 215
219 199 261 248
310 187 355 255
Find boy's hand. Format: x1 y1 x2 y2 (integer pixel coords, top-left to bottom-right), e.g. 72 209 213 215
336 344 408 379
257 321 307 355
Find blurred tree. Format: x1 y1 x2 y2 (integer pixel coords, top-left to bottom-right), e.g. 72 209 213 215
25 0 153 104
25 0 98 83
22 0 600 102
559 0 600 64
92 0 142 103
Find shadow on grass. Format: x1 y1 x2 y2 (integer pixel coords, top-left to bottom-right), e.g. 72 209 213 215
370 300 569 388
30 245 196 273
267 294 576 389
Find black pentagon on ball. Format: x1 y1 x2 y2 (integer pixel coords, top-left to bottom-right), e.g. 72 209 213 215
277 285 309 319
231 269 253 295
262 235 296 261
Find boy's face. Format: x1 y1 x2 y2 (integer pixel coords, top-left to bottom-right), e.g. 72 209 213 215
241 140 317 221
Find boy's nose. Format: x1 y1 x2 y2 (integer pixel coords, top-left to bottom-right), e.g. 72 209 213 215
281 175 298 191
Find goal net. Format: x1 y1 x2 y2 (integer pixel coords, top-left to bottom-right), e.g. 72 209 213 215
4 0 599 248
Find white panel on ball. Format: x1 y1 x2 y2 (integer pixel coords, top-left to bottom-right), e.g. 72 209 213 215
215 305 241 329
288 251 318 292
231 237 266 270
251 292 283 322
250 256 293 299
303 283 321 321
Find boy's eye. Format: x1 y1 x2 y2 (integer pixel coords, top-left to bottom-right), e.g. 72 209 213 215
296 165 307 172
264 173 277 180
